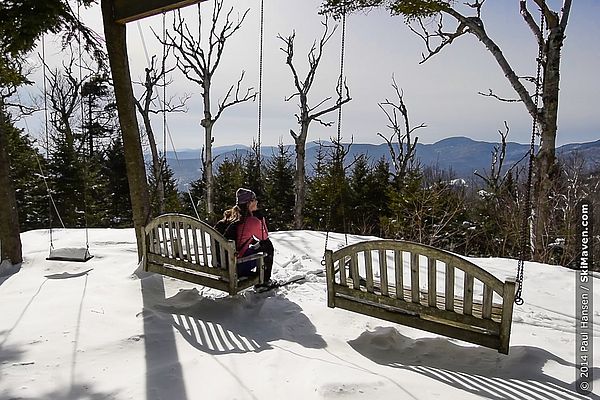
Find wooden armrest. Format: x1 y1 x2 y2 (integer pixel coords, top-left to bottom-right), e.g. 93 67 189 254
236 252 266 264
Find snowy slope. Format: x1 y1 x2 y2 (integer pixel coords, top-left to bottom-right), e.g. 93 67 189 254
0 228 598 400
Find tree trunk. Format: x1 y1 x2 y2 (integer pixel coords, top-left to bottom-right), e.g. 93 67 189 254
142 113 165 214
201 80 214 221
292 124 309 229
532 25 563 262
101 0 151 261
203 120 214 220
0 108 22 264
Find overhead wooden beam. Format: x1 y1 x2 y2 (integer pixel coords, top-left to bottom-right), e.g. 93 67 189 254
112 0 207 24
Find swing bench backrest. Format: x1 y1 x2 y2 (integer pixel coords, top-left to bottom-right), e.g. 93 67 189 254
325 240 516 354
143 213 265 295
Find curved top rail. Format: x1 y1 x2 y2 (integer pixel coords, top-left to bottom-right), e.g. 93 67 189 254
144 213 235 250
329 239 505 295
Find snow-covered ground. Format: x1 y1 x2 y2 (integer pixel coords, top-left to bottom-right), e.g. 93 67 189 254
1 228 598 399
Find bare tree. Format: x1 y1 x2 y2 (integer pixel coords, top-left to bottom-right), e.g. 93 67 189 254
323 0 573 261
162 0 256 220
134 53 190 214
474 121 527 194
377 76 425 186
279 17 352 228
44 54 89 154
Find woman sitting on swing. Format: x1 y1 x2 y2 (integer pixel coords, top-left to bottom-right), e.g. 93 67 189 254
215 188 274 288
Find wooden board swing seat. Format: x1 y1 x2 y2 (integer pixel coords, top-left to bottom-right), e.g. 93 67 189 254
47 246 93 262
325 240 516 354
142 213 267 295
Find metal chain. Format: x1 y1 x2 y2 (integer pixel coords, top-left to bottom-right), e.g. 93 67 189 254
515 8 545 305
322 6 348 265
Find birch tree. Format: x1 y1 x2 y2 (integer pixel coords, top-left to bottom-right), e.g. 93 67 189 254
323 0 572 261
279 17 351 228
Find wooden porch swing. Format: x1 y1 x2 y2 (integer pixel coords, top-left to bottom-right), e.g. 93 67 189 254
143 214 266 295
321 4 546 355
140 0 269 295
324 240 516 354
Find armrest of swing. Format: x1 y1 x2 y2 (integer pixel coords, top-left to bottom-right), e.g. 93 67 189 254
236 252 266 264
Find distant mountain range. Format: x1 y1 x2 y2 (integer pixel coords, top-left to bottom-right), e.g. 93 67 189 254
164 136 600 188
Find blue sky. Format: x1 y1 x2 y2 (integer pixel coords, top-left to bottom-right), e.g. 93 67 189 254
33 0 600 150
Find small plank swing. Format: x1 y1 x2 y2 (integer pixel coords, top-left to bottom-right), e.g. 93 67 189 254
142 1 269 295
323 7 544 354
40 31 93 263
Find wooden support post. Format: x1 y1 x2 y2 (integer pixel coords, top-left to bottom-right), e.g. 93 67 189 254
112 0 206 24
325 250 335 308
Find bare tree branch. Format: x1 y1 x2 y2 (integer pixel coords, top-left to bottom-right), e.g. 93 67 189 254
377 76 424 182
409 15 469 64
213 70 256 121
478 89 521 103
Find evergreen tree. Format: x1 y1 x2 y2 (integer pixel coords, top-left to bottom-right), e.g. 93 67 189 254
213 153 245 220
186 170 206 220
82 153 108 227
263 143 295 230
244 143 264 199
103 137 132 227
46 136 86 227
305 142 330 230
148 160 181 217
369 157 392 236
81 72 117 157
348 155 375 234
6 125 48 230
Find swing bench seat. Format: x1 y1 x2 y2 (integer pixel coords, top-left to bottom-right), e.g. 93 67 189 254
142 213 266 295
325 240 516 354
47 247 93 262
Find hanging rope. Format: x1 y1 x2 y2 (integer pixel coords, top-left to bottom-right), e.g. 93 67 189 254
15 63 66 238
42 34 54 249
515 7 545 306
337 10 348 247
256 0 264 167
76 1 90 250
163 12 168 160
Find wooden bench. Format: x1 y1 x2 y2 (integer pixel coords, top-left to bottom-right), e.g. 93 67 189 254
325 240 516 354
142 213 266 295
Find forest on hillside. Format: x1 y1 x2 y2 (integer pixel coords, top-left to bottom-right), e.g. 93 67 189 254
2 0 598 270
7 122 600 270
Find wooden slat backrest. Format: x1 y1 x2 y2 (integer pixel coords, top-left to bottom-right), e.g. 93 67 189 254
199 226 209 267
144 213 236 270
192 228 201 265
350 253 360 289
428 257 436 307
325 239 516 354
445 264 455 311
364 250 374 293
183 223 192 262
379 250 389 296
410 252 419 303
463 273 474 316
327 239 508 318
394 250 403 300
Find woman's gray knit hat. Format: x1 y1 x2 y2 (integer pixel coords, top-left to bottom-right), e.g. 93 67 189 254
236 188 256 205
